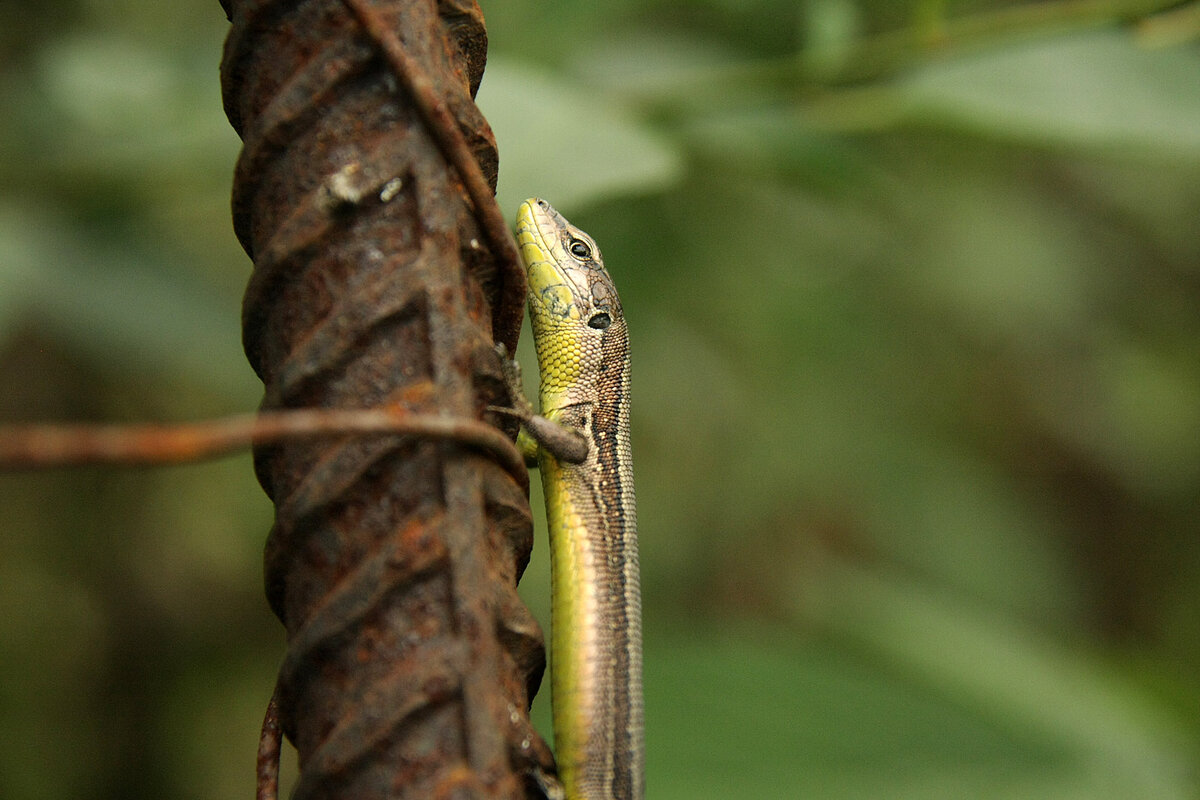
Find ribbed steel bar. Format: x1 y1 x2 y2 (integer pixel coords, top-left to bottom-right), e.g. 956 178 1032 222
218 1 553 797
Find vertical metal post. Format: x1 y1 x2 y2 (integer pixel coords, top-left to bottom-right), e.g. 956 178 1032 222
219 1 553 796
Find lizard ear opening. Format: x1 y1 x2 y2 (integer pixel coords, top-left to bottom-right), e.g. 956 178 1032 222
588 312 612 330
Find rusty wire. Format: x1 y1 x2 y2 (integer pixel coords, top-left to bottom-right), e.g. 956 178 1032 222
0 409 527 482
219 1 555 798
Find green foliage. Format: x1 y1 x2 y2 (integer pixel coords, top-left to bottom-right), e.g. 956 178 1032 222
897 31 1200 155
480 58 682 214
1 1 1198 798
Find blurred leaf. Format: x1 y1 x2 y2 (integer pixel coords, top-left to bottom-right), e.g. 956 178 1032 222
898 30 1200 158
646 617 1193 799
478 57 683 213
1077 337 1200 498
682 107 883 189
802 0 864 78
898 160 1102 342
796 564 1197 798
34 34 239 181
0 204 255 402
572 30 755 102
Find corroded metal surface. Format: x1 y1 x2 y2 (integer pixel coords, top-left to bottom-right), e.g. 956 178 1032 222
219 1 553 797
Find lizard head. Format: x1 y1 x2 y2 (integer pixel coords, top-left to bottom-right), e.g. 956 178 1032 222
516 198 623 335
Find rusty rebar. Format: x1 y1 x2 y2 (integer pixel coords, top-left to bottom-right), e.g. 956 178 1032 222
219 1 554 797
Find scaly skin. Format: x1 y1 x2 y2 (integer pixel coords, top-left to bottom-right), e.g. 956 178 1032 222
516 198 643 800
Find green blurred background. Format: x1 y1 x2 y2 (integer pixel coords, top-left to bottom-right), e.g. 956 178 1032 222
1 1 1198 797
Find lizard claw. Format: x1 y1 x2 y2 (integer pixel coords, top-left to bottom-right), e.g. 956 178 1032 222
493 343 535 421
491 343 588 464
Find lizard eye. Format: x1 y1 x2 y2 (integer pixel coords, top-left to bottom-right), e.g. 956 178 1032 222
568 238 592 260
588 312 611 330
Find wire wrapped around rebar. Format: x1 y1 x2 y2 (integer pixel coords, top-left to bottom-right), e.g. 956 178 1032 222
219 1 554 798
